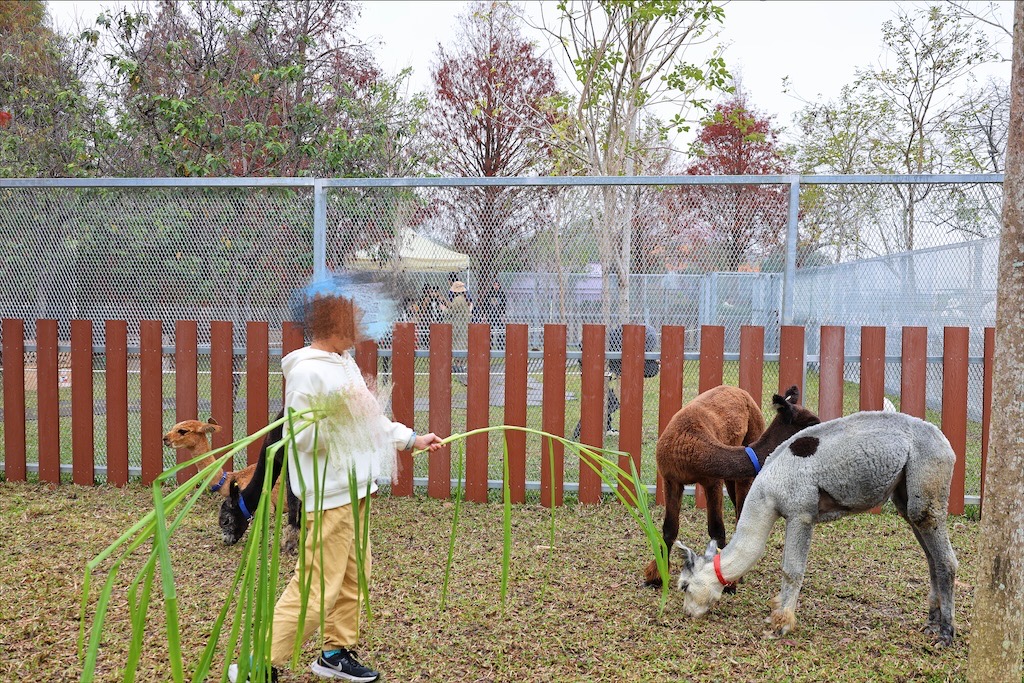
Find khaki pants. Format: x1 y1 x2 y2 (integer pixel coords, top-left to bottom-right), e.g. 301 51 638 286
270 501 371 665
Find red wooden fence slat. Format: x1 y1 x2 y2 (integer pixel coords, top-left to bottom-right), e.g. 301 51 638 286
428 323 452 499
465 324 491 503
859 326 887 513
2 319 27 482
71 320 94 486
175 320 199 483
105 320 129 486
942 327 969 516
390 323 416 497
779 325 805 397
818 326 845 421
900 327 927 419
541 324 567 508
579 324 606 504
281 321 304 402
210 321 234 470
504 324 528 504
695 325 725 509
355 339 378 391
656 325 685 506
859 326 886 411
980 327 994 514
140 320 164 486
246 322 270 465
738 326 764 407
618 325 645 501
36 319 60 484
698 325 724 394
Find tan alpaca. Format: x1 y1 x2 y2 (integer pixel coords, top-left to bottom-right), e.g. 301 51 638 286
164 416 298 552
162 417 257 495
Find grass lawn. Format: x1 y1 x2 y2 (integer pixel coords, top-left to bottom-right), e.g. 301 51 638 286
0 481 984 682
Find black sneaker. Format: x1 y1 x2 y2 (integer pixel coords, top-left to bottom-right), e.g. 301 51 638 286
310 649 380 682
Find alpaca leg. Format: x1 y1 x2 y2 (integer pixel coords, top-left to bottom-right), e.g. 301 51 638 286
725 480 739 515
703 479 727 549
730 478 753 521
914 523 957 646
898 476 959 646
645 477 684 586
892 485 943 637
768 518 813 637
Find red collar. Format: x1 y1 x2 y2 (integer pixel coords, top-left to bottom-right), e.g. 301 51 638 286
713 553 734 587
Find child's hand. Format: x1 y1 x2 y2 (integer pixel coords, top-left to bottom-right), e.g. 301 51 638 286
414 432 444 452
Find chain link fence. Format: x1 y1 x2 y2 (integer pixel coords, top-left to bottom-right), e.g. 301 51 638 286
0 175 1000 487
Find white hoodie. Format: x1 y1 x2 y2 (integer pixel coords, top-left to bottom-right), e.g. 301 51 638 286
281 346 415 511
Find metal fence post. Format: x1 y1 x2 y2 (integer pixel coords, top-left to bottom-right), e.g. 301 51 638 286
781 176 800 325
313 178 327 280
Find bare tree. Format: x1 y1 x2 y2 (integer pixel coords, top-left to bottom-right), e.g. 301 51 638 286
967 1 1024 680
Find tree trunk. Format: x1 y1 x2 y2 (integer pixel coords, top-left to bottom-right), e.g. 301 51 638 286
967 1 1024 679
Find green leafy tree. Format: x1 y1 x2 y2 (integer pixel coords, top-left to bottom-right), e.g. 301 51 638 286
793 4 1002 257
0 0 106 177
537 0 730 318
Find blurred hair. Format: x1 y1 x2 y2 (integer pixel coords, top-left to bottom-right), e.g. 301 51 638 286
303 294 359 347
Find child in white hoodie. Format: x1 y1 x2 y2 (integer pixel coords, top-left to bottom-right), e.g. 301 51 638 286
231 291 442 683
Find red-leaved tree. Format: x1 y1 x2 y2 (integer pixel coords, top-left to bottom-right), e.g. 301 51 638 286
427 1 561 283
666 93 793 272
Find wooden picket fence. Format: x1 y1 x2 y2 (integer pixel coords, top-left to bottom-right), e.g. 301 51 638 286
0 319 995 515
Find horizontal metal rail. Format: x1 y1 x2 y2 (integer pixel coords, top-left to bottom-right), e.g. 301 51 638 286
0 173 1004 189
0 462 984 506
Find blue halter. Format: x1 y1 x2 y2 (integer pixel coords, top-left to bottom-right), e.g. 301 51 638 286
745 446 761 474
238 495 253 521
209 471 229 493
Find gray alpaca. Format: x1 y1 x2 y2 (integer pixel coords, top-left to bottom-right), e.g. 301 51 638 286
674 410 959 646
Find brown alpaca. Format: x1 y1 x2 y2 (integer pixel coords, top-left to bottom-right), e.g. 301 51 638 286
644 385 820 586
162 417 257 495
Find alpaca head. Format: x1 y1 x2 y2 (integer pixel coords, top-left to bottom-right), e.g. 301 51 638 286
219 480 251 545
757 386 820 454
162 417 221 451
674 539 727 618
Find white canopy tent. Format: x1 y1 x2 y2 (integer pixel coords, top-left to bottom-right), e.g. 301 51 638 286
345 229 470 273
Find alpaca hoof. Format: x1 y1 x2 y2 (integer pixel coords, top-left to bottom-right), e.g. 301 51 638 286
280 526 300 555
924 623 955 647
767 608 796 636
643 561 663 587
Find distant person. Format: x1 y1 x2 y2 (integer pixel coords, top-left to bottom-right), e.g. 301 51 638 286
447 281 472 372
477 278 507 347
447 272 473 304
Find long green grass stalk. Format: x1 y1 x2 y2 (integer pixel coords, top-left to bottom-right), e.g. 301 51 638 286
80 415 670 681
500 439 512 610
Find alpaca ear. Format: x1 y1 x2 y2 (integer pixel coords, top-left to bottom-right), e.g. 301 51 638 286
229 480 240 501
784 385 800 404
704 539 719 558
675 541 698 570
202 419 222 434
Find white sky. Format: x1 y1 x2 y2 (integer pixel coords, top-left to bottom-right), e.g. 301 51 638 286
48 0 1014 141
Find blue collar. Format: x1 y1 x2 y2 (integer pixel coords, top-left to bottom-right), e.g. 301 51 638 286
209 471 229 493
238 495 253 521
745 446 761 474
